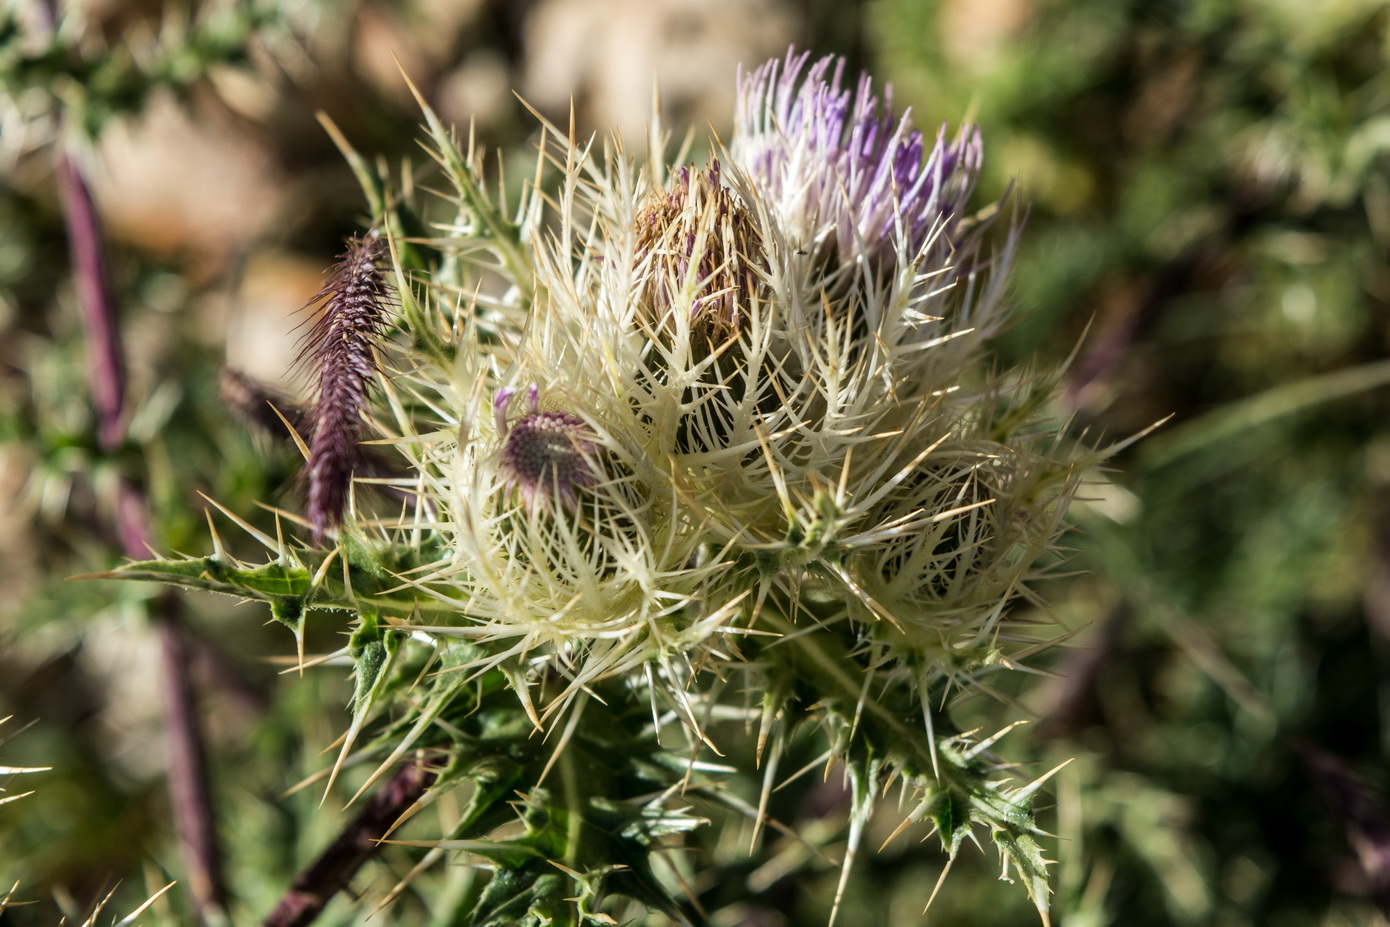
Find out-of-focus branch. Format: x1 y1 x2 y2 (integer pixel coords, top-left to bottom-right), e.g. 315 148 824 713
158 599 228 918
57 156 126 454
1036 604 1128 738
1298 741 1390 915
260 761 438 927
57 145 228 923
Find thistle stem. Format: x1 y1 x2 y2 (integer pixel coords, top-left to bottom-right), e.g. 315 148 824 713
58 147 228 922
57 155 126 453
260 761 438 927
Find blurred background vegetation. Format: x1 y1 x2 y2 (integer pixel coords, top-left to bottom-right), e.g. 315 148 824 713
2 0 1390 924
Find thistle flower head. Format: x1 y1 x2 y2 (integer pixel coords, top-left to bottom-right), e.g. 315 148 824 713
386 364 725 710
849 442 1077 668
149 48 1110 925
494 384 600 512
732 48 983 268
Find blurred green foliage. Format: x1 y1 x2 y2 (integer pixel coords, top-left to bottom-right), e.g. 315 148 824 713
873 0 1390 924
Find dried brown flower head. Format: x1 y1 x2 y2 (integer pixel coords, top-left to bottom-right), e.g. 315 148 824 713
634 160 765 359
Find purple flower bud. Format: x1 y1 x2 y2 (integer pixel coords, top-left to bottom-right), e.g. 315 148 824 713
732 48 983 268
495 386 599 512
296 233 394 543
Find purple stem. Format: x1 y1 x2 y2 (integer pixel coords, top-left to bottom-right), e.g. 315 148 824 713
58 156 126 453
57 148 228 921
159 598 230 916
260 762 438 927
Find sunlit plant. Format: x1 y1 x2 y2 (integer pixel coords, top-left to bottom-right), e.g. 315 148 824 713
111 48 1107 926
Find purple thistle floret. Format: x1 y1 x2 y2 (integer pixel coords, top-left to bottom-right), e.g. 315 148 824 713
732 48 983 267
495 384 599 512
298 233 393 543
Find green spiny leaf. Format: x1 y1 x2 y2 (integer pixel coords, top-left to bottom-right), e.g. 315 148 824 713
992 828 1052 924
349 609 400 721
94 549 462 622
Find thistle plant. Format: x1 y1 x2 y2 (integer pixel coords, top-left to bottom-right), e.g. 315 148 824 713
109 48 1105 925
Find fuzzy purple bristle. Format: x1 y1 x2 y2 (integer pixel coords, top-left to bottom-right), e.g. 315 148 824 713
298 233 393 543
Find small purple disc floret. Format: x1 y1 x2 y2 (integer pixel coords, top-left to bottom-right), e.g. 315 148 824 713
496 387 598 511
